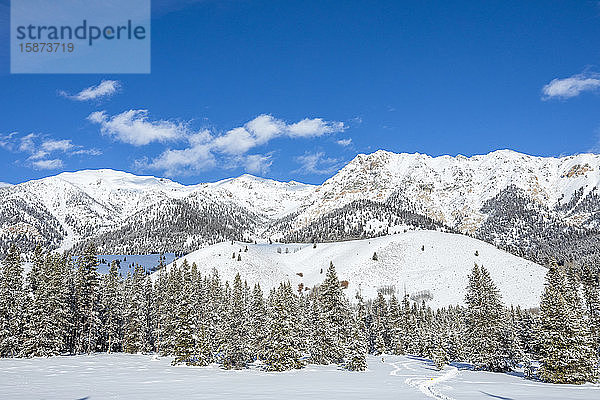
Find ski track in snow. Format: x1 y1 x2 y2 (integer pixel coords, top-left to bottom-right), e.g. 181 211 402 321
390 358 458 400
2 354 598 399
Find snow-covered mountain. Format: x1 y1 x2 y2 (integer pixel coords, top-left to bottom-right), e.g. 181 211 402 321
155 231 547 308
2 149 600 264
286 149 600 231
0 169 315 254
274 150 600 264
208 174 316 220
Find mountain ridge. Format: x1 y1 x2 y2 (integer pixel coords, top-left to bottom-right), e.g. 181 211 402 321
9 148 597 187
2 149 600 265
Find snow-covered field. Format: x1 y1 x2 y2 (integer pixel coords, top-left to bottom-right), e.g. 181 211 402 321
158 230 547 308
1 354 597 399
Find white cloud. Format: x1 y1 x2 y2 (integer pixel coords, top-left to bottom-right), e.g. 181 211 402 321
0 133 100 170
88 110 188 146
136 129 216 176
288 118 345 138
0 132 18 151
245 114 286 144
27 139 76 161
294 151 342 175
31 159 64 170
213 127 256 155
71 148 103 156
41 139 75 152
28 150 49 161
126 113 346 176
136 145 215 177
244 154 273 175
18 133 37 153
211 114 345 155
542 73 600 100
60 80 121 101
336 138 352 146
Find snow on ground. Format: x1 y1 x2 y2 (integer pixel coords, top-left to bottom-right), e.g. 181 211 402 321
1 354 597 400
157 230 547 308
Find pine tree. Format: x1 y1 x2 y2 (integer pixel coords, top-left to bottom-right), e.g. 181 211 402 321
206 269 226 357
345 295 368 371
153 271 168 356
515 306 542 361
445 306 466 361
539 262 599 383
501 306 523 370
222 274 250 369
317 262 352 364
62 258 79 355
248 283 268 361
308 295 333 364
0 245 25 357
23 251 69 357
75 243 102 354
401 293 418 355
465 264 508 372
387 294 403 354
264 283 302 371
171 295 196 366
22 247 47 357
161 263 184 355
582 264 600 353
296 292 311 354
151 253 166 272
142 276 155 353
102 260 122 353
46 254 72 355
192 270 212 366
432 338 449 371
372 292 388 355
123 265 145 354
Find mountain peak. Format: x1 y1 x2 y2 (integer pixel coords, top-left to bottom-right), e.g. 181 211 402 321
52 168 184 189
213 173 313 188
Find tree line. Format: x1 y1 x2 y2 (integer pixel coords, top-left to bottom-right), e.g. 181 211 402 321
0 243 598 383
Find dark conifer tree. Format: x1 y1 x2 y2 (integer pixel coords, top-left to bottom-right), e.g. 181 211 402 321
539 262 598 383
101 260 123 353
222 273 250 369
75 243 101 354
264 283 302 371
0 245 25 357
248 283 268 360
465 264 508 372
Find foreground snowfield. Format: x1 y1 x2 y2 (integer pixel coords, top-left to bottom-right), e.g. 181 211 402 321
159 230 546 308
1 354 597 399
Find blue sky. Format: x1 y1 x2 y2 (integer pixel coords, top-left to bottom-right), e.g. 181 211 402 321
1 0 600 184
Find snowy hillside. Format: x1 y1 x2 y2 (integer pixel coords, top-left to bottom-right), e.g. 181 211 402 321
157 230 547 308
